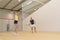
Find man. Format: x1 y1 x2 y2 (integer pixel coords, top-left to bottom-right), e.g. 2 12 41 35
30 17 36 33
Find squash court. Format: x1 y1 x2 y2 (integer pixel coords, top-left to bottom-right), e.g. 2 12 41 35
0 0 60 40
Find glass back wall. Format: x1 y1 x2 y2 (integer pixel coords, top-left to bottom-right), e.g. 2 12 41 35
0 9 22 32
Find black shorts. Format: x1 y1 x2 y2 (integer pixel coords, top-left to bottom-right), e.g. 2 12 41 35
14 20 18 24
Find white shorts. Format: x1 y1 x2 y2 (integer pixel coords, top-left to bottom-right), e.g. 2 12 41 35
31 24 35 27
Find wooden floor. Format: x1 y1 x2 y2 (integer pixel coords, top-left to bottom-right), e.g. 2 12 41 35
0 31 60 40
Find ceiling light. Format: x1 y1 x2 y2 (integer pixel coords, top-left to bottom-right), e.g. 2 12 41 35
27 1 33 5
18 0 21 2
34 9 37 10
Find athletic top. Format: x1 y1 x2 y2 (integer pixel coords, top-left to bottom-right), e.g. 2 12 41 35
30 19 34 25
14 14 18 20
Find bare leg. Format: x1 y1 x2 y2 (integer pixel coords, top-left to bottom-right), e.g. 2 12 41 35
31 27 33 33
14 24 18 34
34 27 36 32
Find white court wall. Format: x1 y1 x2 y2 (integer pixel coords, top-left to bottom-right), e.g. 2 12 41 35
23 0 60 32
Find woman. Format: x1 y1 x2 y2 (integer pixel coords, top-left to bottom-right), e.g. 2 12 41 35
14 11 19 34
